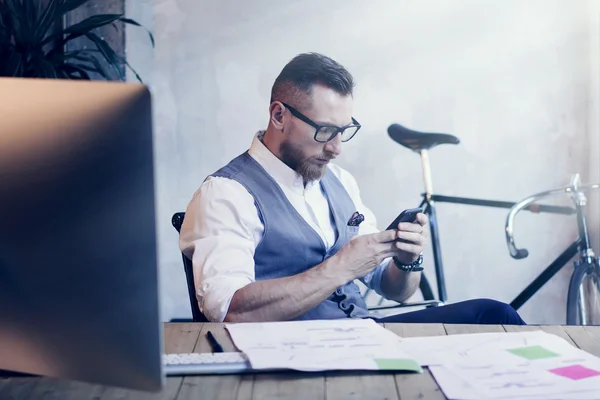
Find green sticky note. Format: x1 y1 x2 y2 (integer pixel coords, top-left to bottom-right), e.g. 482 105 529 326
373 358 422 372
507 345 560 360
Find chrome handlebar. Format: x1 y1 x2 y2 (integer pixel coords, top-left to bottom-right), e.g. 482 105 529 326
505 174 600 259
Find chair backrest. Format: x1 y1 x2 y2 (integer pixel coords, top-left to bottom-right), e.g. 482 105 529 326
171 212 208 322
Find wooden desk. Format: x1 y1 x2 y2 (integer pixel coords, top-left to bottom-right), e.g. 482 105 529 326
1 323 599 399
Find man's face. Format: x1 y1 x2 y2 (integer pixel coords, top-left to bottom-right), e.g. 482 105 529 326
280 84 354 182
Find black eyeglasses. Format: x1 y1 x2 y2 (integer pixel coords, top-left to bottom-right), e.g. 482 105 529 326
281 102 361 143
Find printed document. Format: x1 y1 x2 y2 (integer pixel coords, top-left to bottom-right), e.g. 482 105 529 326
397 330 600 400
225 318 421 372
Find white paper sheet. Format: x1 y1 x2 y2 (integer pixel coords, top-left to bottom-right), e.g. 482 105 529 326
397 330 600 400
429 365 600 400
225 318 422 372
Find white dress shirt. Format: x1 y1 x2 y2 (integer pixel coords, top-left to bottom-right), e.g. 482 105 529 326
179 131 392 322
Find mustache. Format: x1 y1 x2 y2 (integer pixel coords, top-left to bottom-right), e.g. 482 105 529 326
319 152 336 161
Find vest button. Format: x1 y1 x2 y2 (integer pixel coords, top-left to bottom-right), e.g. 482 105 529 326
335 287 344 296
339 301 349 311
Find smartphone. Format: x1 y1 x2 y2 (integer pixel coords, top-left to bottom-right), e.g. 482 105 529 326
386 207 425 230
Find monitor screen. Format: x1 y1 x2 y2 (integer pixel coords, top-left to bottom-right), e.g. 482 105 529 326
0 78 163 392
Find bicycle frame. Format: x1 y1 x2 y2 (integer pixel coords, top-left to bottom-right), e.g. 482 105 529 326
570 180 600 324
505 175 599 312
417 149 578 305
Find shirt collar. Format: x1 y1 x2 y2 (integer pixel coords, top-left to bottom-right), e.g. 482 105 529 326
248 130 320 194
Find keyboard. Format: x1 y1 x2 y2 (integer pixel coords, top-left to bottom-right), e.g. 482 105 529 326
163 352 253 375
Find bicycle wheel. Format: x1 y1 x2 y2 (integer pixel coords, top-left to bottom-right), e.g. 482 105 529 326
566 260 600 325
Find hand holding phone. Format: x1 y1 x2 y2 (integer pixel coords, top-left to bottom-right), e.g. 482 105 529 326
386 207 427 267
386 207 425 230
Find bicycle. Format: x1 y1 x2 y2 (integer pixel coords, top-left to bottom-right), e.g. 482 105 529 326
506 173 600 325
376 123 600 325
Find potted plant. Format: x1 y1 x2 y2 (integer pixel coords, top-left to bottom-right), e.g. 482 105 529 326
0 0 153 81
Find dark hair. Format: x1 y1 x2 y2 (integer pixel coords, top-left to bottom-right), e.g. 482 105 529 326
270 53 355 107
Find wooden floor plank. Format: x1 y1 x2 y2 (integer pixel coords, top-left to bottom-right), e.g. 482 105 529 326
21 379 105 400
163 322 203 353
325 371 398 400
395 370 446 400
11 323 596 399
0 376 40 400
12 312 198 400
199 323 237 352
253 372 324 400
98 322 201 400
563 326 600 357
384 323 446 338
0 377 11 397
322 323 400 400
176 323 252 400
384 323 447 400
443 324 505 334
99 379 182 400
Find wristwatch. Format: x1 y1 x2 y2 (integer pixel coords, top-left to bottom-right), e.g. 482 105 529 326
393 253 424 272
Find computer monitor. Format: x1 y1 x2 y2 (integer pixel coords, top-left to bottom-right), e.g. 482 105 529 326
0 77 163 391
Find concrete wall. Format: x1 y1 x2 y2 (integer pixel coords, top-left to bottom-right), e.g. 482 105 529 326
588 1 600 263
126 0 599 324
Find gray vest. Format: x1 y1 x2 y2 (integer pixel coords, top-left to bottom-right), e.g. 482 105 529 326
211 151 370 320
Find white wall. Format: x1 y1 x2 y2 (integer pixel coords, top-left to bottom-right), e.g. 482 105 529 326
589 0 600 257
126 0 599 324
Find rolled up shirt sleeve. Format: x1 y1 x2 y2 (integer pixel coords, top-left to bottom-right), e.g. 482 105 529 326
179 177 263 322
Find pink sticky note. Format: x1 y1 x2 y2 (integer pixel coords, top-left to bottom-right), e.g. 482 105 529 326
549 364 600 380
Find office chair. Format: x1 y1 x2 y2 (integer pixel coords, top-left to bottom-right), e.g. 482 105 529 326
171 212 208 322
171 212 441 322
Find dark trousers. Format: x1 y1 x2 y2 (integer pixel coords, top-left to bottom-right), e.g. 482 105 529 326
375 299 526 325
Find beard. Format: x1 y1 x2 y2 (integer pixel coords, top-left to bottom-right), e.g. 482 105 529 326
280 140 332 183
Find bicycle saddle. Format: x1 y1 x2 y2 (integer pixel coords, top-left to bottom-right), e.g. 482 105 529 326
388 124 460 151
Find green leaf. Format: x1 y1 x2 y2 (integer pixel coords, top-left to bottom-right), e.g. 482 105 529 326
62 64 92 80
5 52 23 77
122 56 144 83
52 64 71 79
64 50 113 79
35 0 61 43
0 6 14 47
85 31 124 80
4 0 25 45
42 13 123 46
119 17 155 47
0 11 10 49
23 0 38 32
77 48 145 83
16 0 36 47
39 59 59 79
63 13 123 35
35 1 45 18
0 0 150 82
59 0 91 14
73 63 109 79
